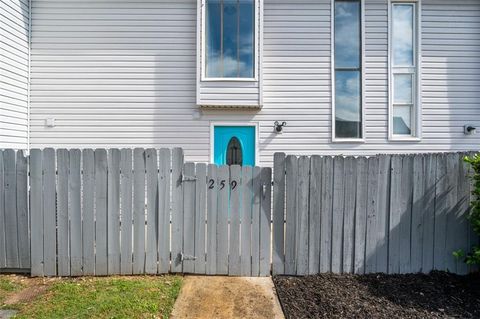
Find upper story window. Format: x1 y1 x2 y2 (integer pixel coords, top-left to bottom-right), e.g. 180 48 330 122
205 0 255 79
333 0 363 141
389 2 420 139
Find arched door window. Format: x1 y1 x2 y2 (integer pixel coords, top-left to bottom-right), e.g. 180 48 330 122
226 137 243 166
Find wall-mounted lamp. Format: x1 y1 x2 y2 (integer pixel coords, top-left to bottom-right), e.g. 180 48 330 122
274 121 287 134
464 124 477 135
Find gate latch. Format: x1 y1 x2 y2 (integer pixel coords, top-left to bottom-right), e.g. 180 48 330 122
180 253 197 261
182 175 197 182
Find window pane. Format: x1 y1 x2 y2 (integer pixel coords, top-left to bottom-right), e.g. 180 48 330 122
394 74 413 104
335 70 362 138
222 0 238 77
335 1 361 69
393 4 414 66
239 0 254 78
206 0 222 77
393 106 412 135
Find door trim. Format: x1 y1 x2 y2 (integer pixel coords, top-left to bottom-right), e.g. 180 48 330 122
210 122 259 166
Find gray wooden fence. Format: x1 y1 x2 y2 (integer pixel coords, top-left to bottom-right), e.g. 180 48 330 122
27 148 271 277
0 150 30 271
272 152 477 276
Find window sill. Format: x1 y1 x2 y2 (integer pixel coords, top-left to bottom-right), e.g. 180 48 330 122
201 77 258 82
332 138 366 144
389 136 421 143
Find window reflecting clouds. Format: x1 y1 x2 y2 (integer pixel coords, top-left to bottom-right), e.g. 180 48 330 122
335 2 360 69
393 4 414 66
335 71 361 138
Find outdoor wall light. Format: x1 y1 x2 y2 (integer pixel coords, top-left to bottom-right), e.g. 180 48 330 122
274 121 287 134
464 125 477 135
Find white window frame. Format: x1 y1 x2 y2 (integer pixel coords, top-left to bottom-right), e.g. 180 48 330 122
201 0 259 82
331 0 366 143
388 0 422 141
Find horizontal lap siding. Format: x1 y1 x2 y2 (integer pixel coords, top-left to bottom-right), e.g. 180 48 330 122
29 0 480 166
1 0 29 148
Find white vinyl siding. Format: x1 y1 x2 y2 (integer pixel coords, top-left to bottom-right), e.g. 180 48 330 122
28 0 480 166
0 0 29 149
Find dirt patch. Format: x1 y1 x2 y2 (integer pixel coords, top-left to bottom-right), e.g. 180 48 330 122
1 276 55 306
273 271 480 319
171 276 284 319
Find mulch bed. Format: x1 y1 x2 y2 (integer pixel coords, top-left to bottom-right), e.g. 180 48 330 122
273 271 480 319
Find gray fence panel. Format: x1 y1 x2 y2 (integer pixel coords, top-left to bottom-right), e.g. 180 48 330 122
4 150 18 268
171 148 184 273
69 149 82 276
259 167 272 277
308 156 321 275
296 157 310 275
57 149 70 276
206 164 218 275
182 163 196 274
411 154 425 273
194 163 207 274
133 148 146 274
120 149 133 275
422 154 436 273
251 166 261 277
216 165 229 275
16 151 29 269
320 157 333 273
82 149 95 276
0 151 4 269
272 153 286 275
241 165 253 276
158 148 171 274
400 156 414 274
365 156 379 274
284 155 297 275
30 150 43 276
107 149 121 275
445 153 460 273
342 157 356 274
354 157 368 274
43 148 57 276
331 157 345 274
456 154 471 275
145 149 158 275
376 155 391 273
95 149 108 276
229 165 241 276
434 154 448 270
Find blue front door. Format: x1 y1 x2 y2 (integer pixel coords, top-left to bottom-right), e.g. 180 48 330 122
213 126 256 166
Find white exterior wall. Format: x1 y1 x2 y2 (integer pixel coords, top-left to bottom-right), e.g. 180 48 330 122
29 0 480 165
0 0 29 149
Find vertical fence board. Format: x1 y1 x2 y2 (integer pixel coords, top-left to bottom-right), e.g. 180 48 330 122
30 150 43 276
241 165 253 276
259 167 272 277
133 148 146 274
284 156 298 275
342 157 356 274
69 149 82 276
43 148 56 276
365 157 379 273
388 155 402 274
0 151 4 269
171 148 184 273
456 154 471 275
399 156 414 274
120 149 133 275
434 154 448 270
206 164 218 275
182 163 196 273
331 156 344 273
194 163 207 274
145 149 158 274
217 165 229 275
445 153 459 272
57 149 70 276
422 154 436 273
229 165 241 276
158 149 171 274
251 166 261 276
272 153 286 275
296 157 310 275
411 155 425 273
376 155 391 273
4 150 18 268
320 157 333 273
107 149 121 275
308 156 321 275
16 151 29 268
95 149 108 276
82 149 95 276
354 157 368 274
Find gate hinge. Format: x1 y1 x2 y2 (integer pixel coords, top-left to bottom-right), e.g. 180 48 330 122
180 253 197 261
181 175 197 182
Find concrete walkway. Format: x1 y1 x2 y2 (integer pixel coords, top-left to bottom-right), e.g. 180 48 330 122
171 276 285 319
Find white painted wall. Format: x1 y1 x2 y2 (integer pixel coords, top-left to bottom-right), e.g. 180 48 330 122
29 0 480 166
1 0 29 149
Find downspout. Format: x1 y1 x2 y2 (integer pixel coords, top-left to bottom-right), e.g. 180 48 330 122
27 0 32 153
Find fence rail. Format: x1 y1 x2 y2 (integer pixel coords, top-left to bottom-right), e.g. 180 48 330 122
272 152 476 276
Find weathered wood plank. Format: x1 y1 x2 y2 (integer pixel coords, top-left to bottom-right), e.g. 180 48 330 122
4 150 18 268
376 155 391 273
229 165 242 276
16 151 29 269
95 149 108 276
259 167 272 277
241 165 253 276
30 149 43 276
158 149 171 274
145 149 158 274
107 149 121 275
194 163 207 274
206 164 218 275
411 154 425 273
456 154 471 275
57 149 70 276
120 149 133 275
133 148 146 274
182 163 196 274
365 157 379 274
331 156 344 274
342 157 356 274
82 149 95 276
251 167 261 276
171 148 184 273
43 148 57 276
388 155 402 274
296 156 310 275
434 154 448 270
216 165 229 275
272 153 286 275
445 153 459 273
284 155 298 275
0 151 5 269
308 156 322 275
354 157 368 274
320 156 334 273
69 149 82 276
422 154 436 273
399 155 414 274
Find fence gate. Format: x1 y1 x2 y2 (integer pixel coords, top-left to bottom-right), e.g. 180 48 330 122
27 148 271 277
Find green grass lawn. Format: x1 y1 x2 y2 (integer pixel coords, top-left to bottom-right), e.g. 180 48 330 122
0 275 182 319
